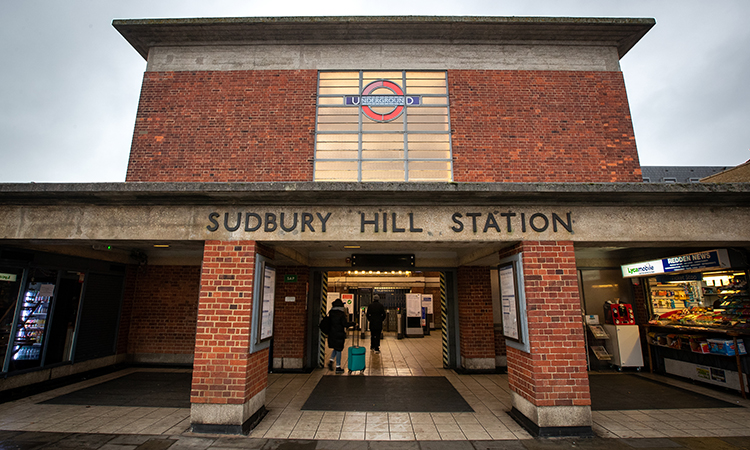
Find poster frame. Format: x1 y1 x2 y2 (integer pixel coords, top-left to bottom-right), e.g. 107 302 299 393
498 253 530 353
257 261 276 344
249 254 273 354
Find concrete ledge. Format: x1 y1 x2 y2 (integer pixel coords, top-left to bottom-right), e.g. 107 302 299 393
2 181 749 207
461 357 495 371
510 391 593 437
273 357 303 370
146 44 620 72
0 354 125 392
191 388 266 435
129 353 193 366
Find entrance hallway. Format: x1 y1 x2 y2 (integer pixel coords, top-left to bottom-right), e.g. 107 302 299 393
0 332 749 443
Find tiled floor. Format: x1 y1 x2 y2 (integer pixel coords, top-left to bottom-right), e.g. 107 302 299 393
0 331 748 442
254 332 529 440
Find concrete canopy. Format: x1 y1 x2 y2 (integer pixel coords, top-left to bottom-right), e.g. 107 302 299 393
112 16 655 60
1 182 748 268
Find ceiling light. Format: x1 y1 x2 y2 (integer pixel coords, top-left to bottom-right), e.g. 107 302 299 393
153 244 170 248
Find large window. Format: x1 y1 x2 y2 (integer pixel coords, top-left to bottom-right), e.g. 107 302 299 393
314 71 452 182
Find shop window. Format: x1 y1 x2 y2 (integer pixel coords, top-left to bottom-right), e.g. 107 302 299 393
6 268 58 372
315 71 452 182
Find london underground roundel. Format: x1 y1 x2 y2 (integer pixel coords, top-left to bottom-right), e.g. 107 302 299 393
344 80 421 123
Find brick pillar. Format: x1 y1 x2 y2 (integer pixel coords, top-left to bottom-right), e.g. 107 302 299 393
190 240 268 435
272 266 309 370
502 241 592 437
457 266 495 370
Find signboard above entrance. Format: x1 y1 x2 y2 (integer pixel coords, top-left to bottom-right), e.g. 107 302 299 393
621 249 730 278
206 208 574 238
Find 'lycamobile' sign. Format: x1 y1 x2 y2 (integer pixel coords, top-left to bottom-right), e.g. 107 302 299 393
621 249 730 278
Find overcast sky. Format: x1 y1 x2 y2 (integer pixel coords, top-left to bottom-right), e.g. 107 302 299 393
1 0 749 183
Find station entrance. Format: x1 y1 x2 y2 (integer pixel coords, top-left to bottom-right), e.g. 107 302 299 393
306 268 460 374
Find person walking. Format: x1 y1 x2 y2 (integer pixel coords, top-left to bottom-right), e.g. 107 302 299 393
366 294 386 353
326 298 353 374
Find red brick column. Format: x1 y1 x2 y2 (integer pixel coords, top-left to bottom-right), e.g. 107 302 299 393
190 240 268 435
502 241 592 437
457 266 495 370
272 266 309 370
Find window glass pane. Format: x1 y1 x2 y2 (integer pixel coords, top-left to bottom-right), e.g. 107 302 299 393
362 150 404 159
318 123 359 132
407 123 450 132
407 72 445 79
362 140 404 150
408 141 450 151
363 72 403 81
406 79 447 88
408 115 449 124
316 170 359 181
362 161 406 181
317 115 359 124
316 141 358 151
419 97 449 105
409 161 451 171
320 72 360 79
362 134 404 143
408 134 451 143
406 87 448 95
317 134 359 143
409 171 451 181
317 107 358 116
408 150 451 160
318 97 346 106
319 78 361 87
363 123 404 132
318 87 360 96
316 150 359 160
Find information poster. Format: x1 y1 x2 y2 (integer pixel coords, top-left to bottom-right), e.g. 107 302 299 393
258 264 276 342
500 263 520 341
422 294 433 314
406 293 422 317
341 293 354 314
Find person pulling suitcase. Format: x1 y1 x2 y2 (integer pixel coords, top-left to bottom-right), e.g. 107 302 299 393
325 298 354 374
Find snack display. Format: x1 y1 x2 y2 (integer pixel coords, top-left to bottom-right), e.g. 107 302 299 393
649 279 749 330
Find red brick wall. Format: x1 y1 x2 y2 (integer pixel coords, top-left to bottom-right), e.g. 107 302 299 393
494 329 507 360
272 266 309 361
449 70 641 182
117 265 137 355
457 266 495 360
192 241 267 405
126 70 317 182
504 241 590 407
123 265 200 355
125 69 640 183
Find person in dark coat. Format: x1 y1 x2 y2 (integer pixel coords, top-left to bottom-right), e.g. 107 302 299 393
327 298 353 373
366 294 386 353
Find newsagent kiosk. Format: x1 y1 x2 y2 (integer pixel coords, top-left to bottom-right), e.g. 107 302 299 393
1 16 749 437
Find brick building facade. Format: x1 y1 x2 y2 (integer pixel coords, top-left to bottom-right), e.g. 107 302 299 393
1 15 749 439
